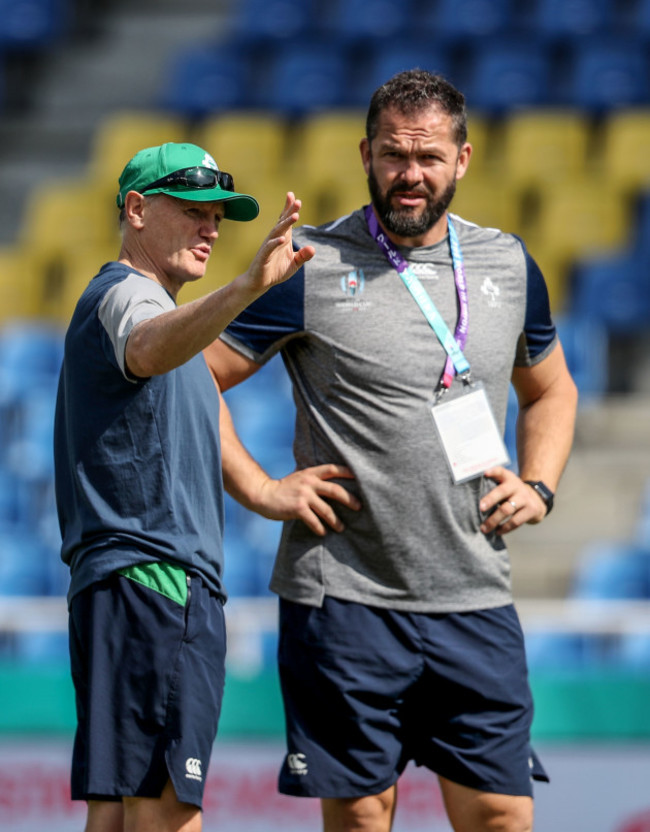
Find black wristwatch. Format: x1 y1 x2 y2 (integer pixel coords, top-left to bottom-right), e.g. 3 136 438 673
524 480 554 516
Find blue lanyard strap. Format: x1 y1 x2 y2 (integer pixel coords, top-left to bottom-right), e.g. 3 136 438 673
364 205 470 387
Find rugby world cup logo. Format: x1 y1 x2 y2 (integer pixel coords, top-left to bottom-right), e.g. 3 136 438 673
341 269 365 298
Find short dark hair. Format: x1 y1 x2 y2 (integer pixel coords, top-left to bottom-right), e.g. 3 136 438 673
365 69 468 148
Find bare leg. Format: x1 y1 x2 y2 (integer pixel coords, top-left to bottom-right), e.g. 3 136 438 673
85 801 123 832
439 776 534 832
321 784 397 832
122 779 201 832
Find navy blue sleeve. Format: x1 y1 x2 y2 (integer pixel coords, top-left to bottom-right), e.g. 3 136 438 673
222 263 305 360
516 240 557 365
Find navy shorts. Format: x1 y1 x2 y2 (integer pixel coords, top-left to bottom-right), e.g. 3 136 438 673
68 569 226 807
278 597 548 799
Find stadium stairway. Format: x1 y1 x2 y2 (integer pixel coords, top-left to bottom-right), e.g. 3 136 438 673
509 393 650 600
0 0 227 246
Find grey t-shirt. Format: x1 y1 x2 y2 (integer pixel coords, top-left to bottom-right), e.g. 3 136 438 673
222 209 557 612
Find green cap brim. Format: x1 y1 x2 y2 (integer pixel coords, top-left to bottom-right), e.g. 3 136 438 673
154 186 260 222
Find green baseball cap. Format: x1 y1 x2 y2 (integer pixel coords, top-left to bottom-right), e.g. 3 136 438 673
116 142 259 222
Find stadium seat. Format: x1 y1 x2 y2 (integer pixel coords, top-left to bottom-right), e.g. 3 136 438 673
5 381 58 480
568 249 650 335
353 40 455 110
0 320 63 400
502 385 519 470
290 110 365 191
526 178 630 263
498 109 592 190
19 179 116 260
14 631 70 663
554 314 608 400
622 0 650 39
571 542 650 600
254 42 354 115
0 246 43 322
322 0 416 44
524 0 615 42
631 192 650 255
227 0 318 44
596 109 650 196
462 38 553 114
159 46 254 118
524 631 605 670
562 38 650 111
88 111 189 197
194 113 288 184
420 0 515 42
451 173 524 235
0 529 50 595
0 0 71 49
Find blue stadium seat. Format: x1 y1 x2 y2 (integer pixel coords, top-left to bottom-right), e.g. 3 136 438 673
158 46 254 117
355 41 455 108
14 631 69 664
420 0 515 42
254 42 354 115
568 250 650 335
323 0 416 44
571 542 650 600
622 0 650 39
5 382 57 480
631 192 650 254
0 321 63 397
503 385 519 472
0 529 50 595
0 0 71 49
563 38 650 111
222 533 260 597
462 39 552 114
524 0 615 42
525 631 604 670
228 0 317 44
554 314 608 401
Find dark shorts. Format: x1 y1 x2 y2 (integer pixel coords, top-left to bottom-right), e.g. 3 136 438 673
68 569 226 808
278 597 548 799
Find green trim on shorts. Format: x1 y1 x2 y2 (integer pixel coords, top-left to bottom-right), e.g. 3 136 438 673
117 561 188 606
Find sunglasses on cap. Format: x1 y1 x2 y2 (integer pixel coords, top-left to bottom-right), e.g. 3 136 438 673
140 166 235 194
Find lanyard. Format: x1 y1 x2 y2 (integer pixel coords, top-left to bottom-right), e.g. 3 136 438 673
364 205 470 390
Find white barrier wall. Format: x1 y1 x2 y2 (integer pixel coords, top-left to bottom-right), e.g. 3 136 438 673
2 740 650 832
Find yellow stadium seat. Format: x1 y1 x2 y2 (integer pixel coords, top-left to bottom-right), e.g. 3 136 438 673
452 173 524 236
88 111 190 197
290 110 366 191
525 178 631 263
193 112 289 186
597 108 650 194
0 246 43 322
496 109 592 190
19 178 119 258
465 111 492 176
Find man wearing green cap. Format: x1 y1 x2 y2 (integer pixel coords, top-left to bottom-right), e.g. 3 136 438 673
54 142 354 832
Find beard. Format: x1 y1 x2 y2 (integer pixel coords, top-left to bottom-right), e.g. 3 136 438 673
367 165 457 239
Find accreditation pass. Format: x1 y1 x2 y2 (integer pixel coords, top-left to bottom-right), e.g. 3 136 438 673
431 383 510 484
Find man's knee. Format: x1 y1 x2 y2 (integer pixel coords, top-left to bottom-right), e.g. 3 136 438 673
440 777 534 832
321 785 397 832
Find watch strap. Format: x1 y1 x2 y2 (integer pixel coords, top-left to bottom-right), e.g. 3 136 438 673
524 480 554 516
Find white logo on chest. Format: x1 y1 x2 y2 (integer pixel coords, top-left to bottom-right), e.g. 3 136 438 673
481 277 501 307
